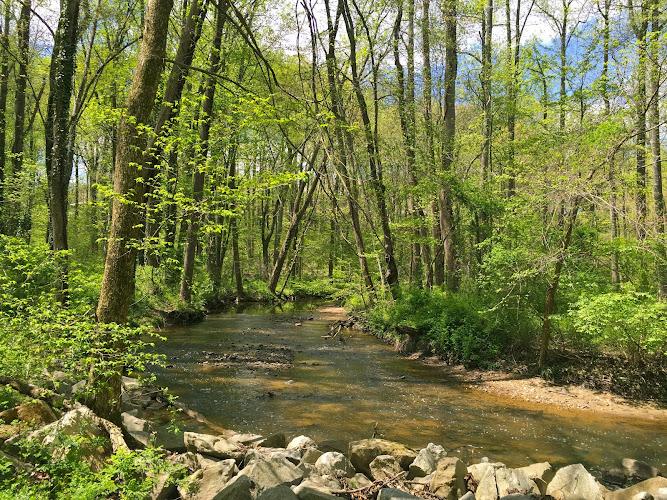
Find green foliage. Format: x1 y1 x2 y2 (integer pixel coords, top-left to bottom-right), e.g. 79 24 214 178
568 292 667 362
368 289 503 367
0 238 165 396
0 435 185 500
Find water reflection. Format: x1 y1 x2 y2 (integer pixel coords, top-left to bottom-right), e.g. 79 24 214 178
150 303 666 474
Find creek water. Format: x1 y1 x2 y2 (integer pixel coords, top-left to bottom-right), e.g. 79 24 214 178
150 302 666 475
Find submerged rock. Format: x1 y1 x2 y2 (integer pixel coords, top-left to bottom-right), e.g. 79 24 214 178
623 459 662 482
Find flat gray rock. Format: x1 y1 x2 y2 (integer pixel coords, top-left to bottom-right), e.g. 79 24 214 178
257 485 299 500
184 432 243 461
546 464 605 500
239 456 304 492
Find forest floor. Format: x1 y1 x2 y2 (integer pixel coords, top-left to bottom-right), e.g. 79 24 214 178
320 305 667 422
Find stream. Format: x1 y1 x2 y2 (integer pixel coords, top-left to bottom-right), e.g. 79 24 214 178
150 302 666 476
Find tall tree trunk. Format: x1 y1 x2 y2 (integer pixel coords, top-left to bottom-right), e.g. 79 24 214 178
0 4 10 231
179 0 227 303
342 0 398 298
598 0 620 285
46 0 81 304
481 0 493 184
631 0 648 239
440 0 458 292
648 0 665 296
323 0 374 294
94 0 173 422
142 0 207 265
8 0 31 236
422 0 436 287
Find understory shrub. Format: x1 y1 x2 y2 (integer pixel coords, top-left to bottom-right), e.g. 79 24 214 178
567 291 667 363
0 436 185 500
368 289 504 367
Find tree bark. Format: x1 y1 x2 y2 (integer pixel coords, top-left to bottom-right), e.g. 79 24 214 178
441 0 458 292
94 0 173 422
648 0 665 296
0 4 10 231
179 0 227 303
45 0 81 304
8 0 31 236
341 0 399 299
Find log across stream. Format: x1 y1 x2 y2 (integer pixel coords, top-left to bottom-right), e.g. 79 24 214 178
150 302 666 477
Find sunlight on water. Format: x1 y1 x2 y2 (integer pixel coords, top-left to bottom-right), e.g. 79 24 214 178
150 303 667 474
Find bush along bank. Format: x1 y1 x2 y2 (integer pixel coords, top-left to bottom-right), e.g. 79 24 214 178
1 377 666 499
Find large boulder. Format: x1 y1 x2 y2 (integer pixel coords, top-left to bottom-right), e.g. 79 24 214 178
408 443 447 479
315 451 355 478
546 464 605 500
0 400 58 426
518 462 554 496
184 432 243 461
369 454 403 481
349 439 417 476
178 459 238 500
301 447 324 465
607 477 667 500
622 460 662 482
121 412 154 448
239 455 304 492
429 457 467 500
20 406 110 472
495 468 540 499
153 425 188 452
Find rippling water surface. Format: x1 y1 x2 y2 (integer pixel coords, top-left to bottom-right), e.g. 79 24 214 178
150 302 666 474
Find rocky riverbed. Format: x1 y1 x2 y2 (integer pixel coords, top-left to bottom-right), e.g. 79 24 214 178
1 377 665 500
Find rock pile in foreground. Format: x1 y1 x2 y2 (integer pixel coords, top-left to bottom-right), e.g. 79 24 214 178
118 409 665 500
1 379 665 500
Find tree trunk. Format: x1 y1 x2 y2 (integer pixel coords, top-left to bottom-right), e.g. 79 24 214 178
179 0 226 303
0 4 10 231
94 0 173 423
323 0 374 295
441 0 458 292
46 0 81 304
648 0 665 296
8 0 31 236
141 0 207 264
631 1 648 239
342 0 398 298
